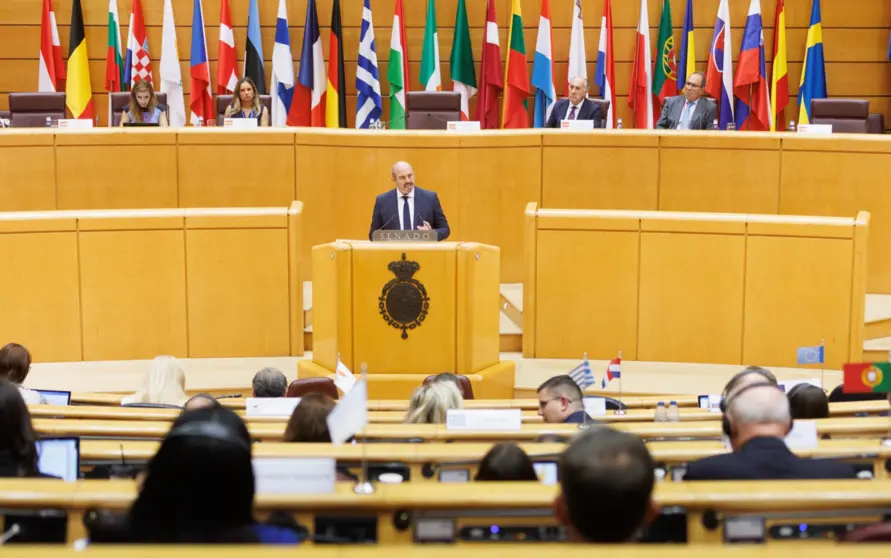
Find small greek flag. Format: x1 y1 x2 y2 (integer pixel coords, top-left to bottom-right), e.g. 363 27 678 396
569 358 595 389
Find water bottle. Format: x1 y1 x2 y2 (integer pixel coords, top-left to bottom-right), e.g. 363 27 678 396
712 118 719 130
45 116 52 128
616 118 623 130
196 116 204 128
94 115 99 128
788 120 796 132
654 402 667 422
668 400 679 422
726 122 736 131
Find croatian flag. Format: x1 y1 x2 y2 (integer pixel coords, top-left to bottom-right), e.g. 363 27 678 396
594 0 616 128
125 0 153 86
188 0 213 125
271 0 295 127
293 0 326 127
602 357 621 388
530 0 555 128
705 0 734 129
733 0 772 131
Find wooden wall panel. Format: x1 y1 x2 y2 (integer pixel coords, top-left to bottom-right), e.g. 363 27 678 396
0 137 57 210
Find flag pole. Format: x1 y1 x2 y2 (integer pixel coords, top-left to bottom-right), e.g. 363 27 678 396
353 362 375 495
579 351 591 430
820 338 825 390
748 84 754 131
615 350 626 416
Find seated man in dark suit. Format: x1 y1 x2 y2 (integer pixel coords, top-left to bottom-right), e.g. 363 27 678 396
655 71 718 130
545 77 602 129
536 375 594 424
368 161 450 241
684 382 857 481
554 428 657 543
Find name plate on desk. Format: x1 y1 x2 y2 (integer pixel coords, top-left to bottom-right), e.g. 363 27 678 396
245 397 301 417
372 230 437 242
582 397 607 417
560 119 594 130
446 409 522 431
57 119 93 129
253 457 336 494
785 420 818 449
224 118 259 129
447 121 481 132
797 124 832 135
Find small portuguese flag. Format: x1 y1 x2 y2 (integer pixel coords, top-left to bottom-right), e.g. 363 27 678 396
843 362 891 393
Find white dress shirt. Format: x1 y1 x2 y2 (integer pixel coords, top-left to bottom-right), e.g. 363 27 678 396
676 98 700 130
396 187 416 230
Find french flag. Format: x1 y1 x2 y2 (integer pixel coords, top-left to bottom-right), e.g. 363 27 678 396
602 357 621 388
293 0 326 127
734 0 772 131
271 0 295 127
705 0 734 129
594 0 616 128
530 0 555 128
189 0 213 125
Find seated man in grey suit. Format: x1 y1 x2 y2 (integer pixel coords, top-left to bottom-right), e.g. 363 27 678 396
656 71 717 130
545 76 602 129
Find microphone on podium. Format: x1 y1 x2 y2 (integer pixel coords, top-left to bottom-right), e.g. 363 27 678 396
370 213 399 240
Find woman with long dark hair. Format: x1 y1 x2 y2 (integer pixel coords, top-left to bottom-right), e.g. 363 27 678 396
0 379 40 477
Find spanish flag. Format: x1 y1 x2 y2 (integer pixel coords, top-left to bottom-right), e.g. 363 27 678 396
797 0 827 125
66 0 94 119
501 0 529 129
770 0 788 131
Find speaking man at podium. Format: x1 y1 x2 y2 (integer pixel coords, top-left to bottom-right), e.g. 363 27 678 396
368 161 450 241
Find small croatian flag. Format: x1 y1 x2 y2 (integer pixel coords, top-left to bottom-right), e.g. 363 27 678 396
796 345 824 365
602 357 621 388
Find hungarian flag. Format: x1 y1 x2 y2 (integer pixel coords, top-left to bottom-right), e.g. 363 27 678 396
652 0 676 105
105 0 125 92
450 0 476 120
387 0 410 129
326 0 347 128
476 0 502 129
66 0 94 120
843 363 891 394
419 0 441 91
501 0 529 129
628 0 654 129
770 0 789 131
217 0 238 94
39 0 66 92
125 0 153 86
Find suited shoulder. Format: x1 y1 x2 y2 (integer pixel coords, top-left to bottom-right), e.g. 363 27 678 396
813 460 858 479
683 452 737 480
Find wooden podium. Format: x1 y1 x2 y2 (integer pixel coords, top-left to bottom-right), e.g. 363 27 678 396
298 241 515 399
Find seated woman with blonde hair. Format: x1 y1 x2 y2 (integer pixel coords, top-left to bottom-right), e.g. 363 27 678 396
404 381 463 424
224 77 269 127
122 356 188 407
119 80 168 127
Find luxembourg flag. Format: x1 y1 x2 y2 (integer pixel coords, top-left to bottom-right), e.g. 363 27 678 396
271 0 295 127
602 357 621 388
189 0 213 125
705 0 734 129
530 0 555 127
594 0 616 128
293 0 326 126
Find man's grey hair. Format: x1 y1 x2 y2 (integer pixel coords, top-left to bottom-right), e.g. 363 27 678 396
728 384 790 426
569 76 589 90
252 367 288 398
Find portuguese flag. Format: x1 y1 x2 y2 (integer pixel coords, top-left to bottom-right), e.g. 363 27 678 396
652 0 676 105
843 362 891 393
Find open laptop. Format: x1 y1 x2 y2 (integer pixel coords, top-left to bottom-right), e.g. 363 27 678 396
36 389 71 406
36 437 80 481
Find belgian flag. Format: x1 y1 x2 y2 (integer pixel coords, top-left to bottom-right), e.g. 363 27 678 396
66 0 94 119
325 0 347 128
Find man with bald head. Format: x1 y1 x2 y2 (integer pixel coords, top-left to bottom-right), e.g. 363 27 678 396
368 161 450 241
545 77 603 128
684 382 856 480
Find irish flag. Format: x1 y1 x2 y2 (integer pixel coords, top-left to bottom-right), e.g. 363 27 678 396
387 0 410 128
450 0 476 120
502 0 529 129
419 0 441 91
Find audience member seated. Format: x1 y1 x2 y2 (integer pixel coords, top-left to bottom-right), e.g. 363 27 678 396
252 367 287 398
404 381 463 424
685 383 857 481
554 428 656 543
0 380 51 478
121 356 189 407
720 366 778 401
182 393 221 413
787 383 830 420
119 81 168 127
475 443 539 481
92 408 300 544
283 393 336 442
537 375 594 424
424 372 474 399
0 342 46 405
224 77 270 127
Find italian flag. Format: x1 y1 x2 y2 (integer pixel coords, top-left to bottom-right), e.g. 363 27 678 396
387 0 410 128
419 0 441 91
653 0 676 104
502 0 529 128
105 0 125 92
450 0 476 120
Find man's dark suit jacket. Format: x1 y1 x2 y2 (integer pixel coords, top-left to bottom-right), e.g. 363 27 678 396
368 186 450 241
683 437 858 481
563 410 596 424
545 98 603 129
655 95 718 130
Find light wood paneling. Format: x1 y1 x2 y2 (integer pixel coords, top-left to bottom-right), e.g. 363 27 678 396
456 243 501 374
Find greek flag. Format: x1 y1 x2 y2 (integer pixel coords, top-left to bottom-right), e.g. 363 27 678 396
569 358 595 389
271 0 295 127
355 0 382 128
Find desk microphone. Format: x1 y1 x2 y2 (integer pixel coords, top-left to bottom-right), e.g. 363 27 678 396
0 524 20 545
371 213 399 239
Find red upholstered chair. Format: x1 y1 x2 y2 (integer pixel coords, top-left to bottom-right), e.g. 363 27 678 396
109 92 168 126
422 374 475 400
867 113 885 134
841 523 891 542
286 377 339 399
406 92 461 130
810 98 869 133
586 98 611 128
215 94 272 125
9 92 66 128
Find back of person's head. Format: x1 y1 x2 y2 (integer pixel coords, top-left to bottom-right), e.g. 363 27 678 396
128 407 256 543
722 366 778 398
475 443 538 481
283 393 335 442
0 343 32 384
725 383 791 446
251 367 287 398
182 393 221 413
123 356 187 407
0 380 38 477
787 384 829 420
405 381 463 424
556 428 655 543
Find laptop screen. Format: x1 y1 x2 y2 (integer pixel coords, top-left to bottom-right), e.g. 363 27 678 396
36 438 79 481
36 390 71 406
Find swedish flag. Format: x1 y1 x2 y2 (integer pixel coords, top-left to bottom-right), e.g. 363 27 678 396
797 0 827 125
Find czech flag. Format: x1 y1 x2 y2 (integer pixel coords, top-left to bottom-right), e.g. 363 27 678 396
733 0 771 131
189 0 213 125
